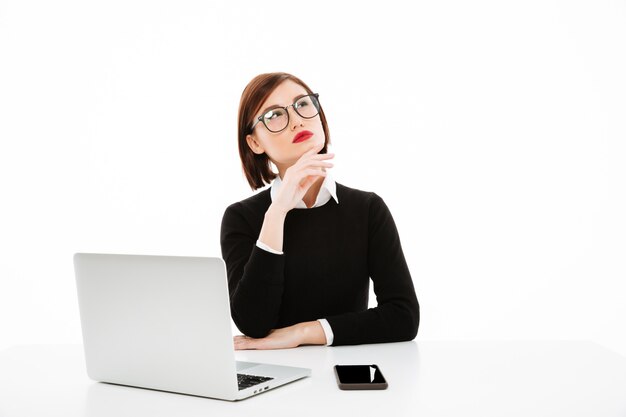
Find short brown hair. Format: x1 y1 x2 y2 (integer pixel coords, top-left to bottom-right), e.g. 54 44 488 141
237 72 331 190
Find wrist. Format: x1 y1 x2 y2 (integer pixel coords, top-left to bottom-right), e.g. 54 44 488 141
267 203 289 218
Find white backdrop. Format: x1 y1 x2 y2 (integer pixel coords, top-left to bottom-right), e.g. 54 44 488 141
1 0 625 356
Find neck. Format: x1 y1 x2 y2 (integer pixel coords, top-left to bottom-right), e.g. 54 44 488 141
302 175 325 208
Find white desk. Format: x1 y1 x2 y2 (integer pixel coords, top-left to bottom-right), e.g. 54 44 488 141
0 341 625 417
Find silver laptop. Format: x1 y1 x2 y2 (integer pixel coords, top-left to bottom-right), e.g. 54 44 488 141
73 253 311 401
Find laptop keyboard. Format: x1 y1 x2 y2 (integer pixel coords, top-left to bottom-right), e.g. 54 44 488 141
237 373 274 390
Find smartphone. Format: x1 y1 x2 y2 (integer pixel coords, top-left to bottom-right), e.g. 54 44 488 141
333 364 388 390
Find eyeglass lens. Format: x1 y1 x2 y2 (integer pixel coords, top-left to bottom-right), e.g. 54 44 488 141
262 95 320 132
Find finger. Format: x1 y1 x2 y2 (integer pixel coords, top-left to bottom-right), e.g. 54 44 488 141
297 160 332 171
234 342 250 351
291 165 327 182
234 337 255 350
233 336 244 347
233 335 253 343
302 152 334 162
311 152 335 159
303 141 325 156
298 172 326 190
300 161 334 169
237 337 266 350
296 153 334 167
300 168 327 178
292 152 333 173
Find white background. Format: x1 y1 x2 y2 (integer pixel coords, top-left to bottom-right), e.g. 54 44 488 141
1 0 625 356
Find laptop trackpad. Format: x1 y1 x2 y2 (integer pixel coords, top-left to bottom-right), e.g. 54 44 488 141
236 361 259 372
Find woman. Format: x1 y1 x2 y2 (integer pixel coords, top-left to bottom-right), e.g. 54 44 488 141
220 72 419 349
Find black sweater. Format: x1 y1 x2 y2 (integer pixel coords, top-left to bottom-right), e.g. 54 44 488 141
219 182 419 346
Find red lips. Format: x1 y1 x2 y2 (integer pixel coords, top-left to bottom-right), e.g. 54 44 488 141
292 130 314 143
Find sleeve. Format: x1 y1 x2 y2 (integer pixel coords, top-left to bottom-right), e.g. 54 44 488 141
324 193 420 346
220 203 286 338
317 318 334 346
256 239 284 255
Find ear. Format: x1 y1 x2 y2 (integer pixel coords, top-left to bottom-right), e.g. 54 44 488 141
246 134 265 155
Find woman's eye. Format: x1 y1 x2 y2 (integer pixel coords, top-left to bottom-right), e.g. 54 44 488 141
265 109 284 120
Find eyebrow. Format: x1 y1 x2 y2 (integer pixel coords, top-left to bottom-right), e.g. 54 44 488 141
258 94 308 117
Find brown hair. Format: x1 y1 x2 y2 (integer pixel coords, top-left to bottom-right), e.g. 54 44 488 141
237 72 331 190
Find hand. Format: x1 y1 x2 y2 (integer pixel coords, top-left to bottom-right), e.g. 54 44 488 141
233 321 327 350
271 141 334 214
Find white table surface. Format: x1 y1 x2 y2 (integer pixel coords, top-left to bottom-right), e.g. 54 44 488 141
0 341 625 417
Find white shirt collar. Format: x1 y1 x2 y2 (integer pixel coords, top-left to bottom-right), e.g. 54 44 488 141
270 171 339 209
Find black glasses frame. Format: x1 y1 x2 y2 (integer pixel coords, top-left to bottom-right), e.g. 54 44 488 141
250 93 320 133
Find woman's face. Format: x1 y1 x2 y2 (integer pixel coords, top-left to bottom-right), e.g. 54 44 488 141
246 80 326 174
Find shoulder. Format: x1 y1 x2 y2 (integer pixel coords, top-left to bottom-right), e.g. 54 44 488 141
226 187 270 210
336 182 395 232
336 182 387 209
222 188 271 225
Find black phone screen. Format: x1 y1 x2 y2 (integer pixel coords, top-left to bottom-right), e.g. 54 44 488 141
334 365 387 384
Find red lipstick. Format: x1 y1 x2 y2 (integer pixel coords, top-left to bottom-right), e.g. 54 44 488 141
292 130 314 143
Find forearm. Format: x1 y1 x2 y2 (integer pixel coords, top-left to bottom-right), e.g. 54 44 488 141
221 203 288 338
258 204 288 252
296 320 327 345
321 192 419 346
325 301 419 346
229 246 286 338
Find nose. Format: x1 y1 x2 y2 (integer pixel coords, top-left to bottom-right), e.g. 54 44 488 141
288 105 305 130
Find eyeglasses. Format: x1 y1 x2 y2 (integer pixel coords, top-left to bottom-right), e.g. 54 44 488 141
250 93 321 133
